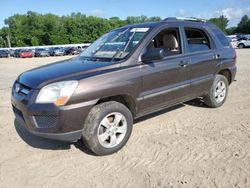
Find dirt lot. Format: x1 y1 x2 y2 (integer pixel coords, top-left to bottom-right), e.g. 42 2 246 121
0 51 250 188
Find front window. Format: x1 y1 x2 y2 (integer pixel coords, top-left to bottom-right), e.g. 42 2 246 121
80 27 150 61
145 28 182 57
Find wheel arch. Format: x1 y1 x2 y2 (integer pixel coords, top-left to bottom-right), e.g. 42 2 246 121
217 69 232 84
95 94 137 118
238 43 245 47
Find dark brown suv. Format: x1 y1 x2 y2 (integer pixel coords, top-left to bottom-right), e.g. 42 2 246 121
12 17 237 155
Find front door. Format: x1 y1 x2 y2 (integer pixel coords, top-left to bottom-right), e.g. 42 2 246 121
137 27 190 114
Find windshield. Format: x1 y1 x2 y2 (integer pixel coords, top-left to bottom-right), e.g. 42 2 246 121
80 27 150 61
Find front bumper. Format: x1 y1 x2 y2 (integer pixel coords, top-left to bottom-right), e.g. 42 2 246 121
11 82 96 142
14 113 82 142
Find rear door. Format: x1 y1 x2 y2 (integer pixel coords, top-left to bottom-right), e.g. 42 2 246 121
182 26 216 97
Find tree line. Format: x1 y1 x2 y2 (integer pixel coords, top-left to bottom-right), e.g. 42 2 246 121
0 12 161 47
209 15 250 35
0 11 249 48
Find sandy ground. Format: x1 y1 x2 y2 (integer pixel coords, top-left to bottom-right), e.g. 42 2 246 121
0 51 250 188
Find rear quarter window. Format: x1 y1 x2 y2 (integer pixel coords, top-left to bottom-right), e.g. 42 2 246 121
210 26 230 47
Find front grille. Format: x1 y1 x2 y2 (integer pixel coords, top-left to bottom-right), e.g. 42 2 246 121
33 115 58 128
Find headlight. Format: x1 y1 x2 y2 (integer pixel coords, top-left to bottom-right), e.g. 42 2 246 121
36 81 78 106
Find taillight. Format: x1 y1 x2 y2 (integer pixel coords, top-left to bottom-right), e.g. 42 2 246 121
234 50 237 64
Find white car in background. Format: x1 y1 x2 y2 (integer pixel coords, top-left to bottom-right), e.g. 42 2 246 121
227 35 238 42
237 37 250 48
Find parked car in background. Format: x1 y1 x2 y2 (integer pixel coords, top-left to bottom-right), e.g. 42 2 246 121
14 49 22 57
48 47 54 55
237 36 250 48
226 35 238 42
0 50 9 58
64 47 79 55
49 47 65 56
34 48 50 57
19 50 33 58
238 36 248 41
12 17 237 155
7 49 15 57
237 34 250 41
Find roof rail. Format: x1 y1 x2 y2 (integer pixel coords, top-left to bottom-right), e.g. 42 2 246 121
163 17 206 23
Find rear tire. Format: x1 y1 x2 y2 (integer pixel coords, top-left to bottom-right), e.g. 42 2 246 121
82 101 133 155
204 75 229 108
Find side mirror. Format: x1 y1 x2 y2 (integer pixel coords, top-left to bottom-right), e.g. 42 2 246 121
141 48 164 62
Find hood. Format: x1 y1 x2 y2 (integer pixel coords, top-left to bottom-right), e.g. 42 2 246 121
18 57 117 89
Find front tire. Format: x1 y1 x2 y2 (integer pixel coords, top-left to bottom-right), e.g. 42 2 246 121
82 101 133 155
204 75 229 108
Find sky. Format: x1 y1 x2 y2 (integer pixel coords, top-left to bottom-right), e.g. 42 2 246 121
1 0 250 28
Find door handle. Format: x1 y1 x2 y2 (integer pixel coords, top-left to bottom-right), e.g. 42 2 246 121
179 60 189 67
214 54 221 59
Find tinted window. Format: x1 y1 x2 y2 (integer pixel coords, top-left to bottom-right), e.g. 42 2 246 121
211 27 230 47
185 28 211 53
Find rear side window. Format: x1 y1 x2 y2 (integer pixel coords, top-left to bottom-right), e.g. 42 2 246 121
184 28 211 53
211 27 230 47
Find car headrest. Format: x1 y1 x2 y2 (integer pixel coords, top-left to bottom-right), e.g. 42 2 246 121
163 34 178 50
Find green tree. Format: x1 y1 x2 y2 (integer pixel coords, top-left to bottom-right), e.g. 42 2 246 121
236 15 250 34
209 15 229 33
0 36 6 47
126 15 161 24
226 27 237 35
0 12 163 47
0 28 7 47
109 17 126 28
31 37 39 46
